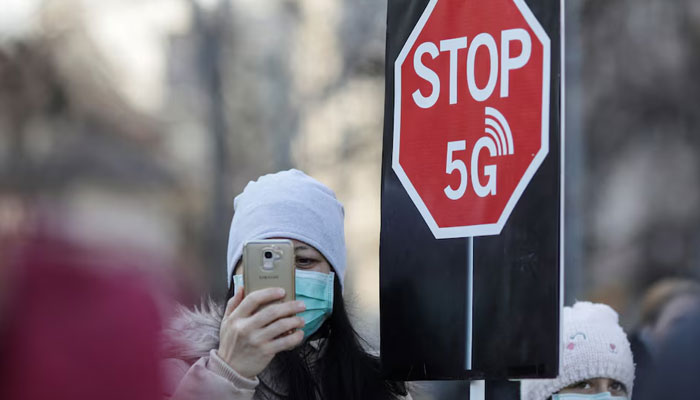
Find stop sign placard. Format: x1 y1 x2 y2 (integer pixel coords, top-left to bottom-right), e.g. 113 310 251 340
393 0 551 238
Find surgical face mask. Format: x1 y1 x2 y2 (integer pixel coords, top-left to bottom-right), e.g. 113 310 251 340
553 393 627 400
232 270 334 339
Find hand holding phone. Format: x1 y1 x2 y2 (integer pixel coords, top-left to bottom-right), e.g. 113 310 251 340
218 286 305 378
217 239 303 378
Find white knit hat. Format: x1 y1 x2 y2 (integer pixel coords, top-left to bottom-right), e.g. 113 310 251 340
520 301 635 400
226 169 347 289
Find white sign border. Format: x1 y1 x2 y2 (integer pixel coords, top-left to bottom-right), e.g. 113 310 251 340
392 0 551 239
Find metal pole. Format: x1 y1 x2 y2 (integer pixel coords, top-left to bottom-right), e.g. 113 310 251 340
564 0 584 305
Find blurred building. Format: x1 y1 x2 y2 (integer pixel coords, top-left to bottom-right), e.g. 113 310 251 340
0 0 202 295
0 0 391 322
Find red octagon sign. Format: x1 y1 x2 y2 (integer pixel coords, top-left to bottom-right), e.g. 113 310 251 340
393 0 550 238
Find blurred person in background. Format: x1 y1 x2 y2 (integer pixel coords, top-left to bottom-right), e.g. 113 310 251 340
629 278 700 358
520 301 635 400
627 278 700 395
162 169 409 400
634 307 700 400
0 233 163 400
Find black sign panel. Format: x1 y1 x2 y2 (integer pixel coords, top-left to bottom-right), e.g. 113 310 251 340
380 0 561 380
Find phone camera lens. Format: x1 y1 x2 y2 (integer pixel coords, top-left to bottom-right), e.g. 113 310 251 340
264 251 273 259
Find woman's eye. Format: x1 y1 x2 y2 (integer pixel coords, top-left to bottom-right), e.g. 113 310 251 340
610 381 626 393
296 257 316 267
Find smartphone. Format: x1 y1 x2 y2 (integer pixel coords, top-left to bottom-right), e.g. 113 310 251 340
243 239 295 302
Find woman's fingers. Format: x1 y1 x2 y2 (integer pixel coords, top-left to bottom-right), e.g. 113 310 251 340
250 300 306 328
264 329 305 355
257 316 305 342
233 287 286 318
224 287 244 317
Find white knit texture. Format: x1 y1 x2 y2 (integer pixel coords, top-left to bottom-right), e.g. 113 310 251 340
226 169 347 289
520 302 635 400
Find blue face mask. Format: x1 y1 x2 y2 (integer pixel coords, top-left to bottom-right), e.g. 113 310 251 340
232 270 334 339
553 393 627 400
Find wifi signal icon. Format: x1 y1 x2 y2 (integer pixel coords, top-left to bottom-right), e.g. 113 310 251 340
483 107 514 156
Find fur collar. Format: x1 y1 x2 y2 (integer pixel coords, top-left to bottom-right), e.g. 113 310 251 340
162 298 223 363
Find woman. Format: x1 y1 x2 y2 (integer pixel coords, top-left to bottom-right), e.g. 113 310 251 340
520 301 635 400
162 169 409 400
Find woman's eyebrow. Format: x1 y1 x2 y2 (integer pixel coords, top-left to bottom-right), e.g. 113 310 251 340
294 245 310 251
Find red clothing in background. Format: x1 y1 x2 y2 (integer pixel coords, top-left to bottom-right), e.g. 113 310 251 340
0 236 163 400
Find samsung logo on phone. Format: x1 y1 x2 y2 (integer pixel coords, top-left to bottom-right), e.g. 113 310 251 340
259 275 279 279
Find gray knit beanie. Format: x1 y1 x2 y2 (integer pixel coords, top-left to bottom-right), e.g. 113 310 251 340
226 169 347 289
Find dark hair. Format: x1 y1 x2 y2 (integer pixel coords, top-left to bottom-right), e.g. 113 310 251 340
226 275 407 400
